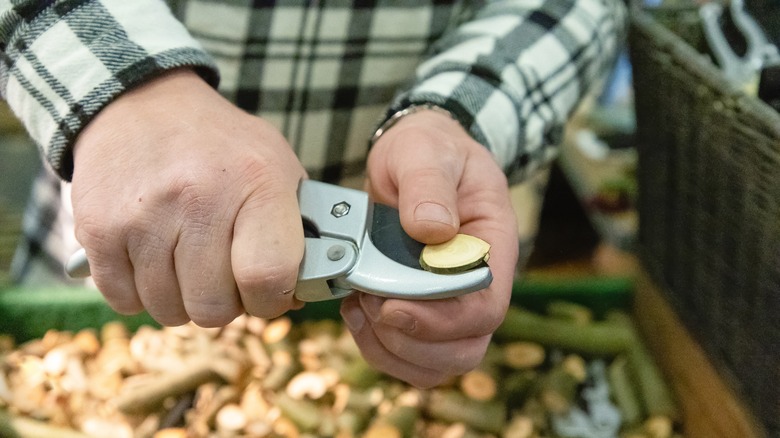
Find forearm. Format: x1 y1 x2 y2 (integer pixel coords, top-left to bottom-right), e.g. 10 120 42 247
0 0 219 181
383 0 628 182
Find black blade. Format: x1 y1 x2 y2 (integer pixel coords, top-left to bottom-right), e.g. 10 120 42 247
370 203 425 270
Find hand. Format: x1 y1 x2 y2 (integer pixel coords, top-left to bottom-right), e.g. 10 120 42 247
71 69 308 327
340 109 519 387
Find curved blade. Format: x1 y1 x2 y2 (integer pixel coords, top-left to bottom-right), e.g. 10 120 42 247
370 203 425 269
356 203 493 299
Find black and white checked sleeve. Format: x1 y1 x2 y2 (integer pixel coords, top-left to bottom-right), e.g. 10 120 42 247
382 0 628 183
0 0 219 181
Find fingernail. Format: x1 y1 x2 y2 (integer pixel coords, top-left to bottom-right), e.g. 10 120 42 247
340 299 365 332
414 202 454 226
360 293 384 322
384 310 417 331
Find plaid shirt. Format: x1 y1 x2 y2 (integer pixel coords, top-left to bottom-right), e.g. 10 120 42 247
1 0 626 281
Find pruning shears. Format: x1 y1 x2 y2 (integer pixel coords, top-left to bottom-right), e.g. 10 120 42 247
700 0 780 96
66 180 493 302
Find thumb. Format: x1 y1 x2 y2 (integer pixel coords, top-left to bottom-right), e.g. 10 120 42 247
369 109 470 244
395 150 462 244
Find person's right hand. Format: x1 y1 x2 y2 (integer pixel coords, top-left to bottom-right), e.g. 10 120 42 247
71 69 308 327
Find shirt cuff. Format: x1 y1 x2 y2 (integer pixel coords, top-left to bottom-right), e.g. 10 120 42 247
377 0 627 183
0 0 220 181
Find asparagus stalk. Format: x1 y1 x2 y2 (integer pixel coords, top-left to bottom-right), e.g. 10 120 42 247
608 355 643 427
0 410 92 438
606 312 679 421
546 300 594 325
272 392 323 432
363 404 419 438
114 356 241 414
424 389 506 435
496 307 634 356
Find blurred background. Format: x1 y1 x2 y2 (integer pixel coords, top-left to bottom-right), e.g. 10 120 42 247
0 103 38 287
2 0 779 435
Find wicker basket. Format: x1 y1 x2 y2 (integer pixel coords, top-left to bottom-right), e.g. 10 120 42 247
629 8 780 436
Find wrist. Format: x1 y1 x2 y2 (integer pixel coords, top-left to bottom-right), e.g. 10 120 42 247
370 104 459 146
77 68 213 136
73 68 222 164
107 67 210 106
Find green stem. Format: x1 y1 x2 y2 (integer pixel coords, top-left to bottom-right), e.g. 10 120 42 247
496 307 634 356
606 312 679 421
608 355 644 426
0 410 91 438
424 389 506 435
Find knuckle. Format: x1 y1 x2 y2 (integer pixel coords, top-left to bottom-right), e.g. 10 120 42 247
74 215 112 249
239 168 300 208
410 165 456 184
234 263 297 319
183 286 244 328
76 201 165 258
187 304 242 328
234 261 297 295
164 171 220 217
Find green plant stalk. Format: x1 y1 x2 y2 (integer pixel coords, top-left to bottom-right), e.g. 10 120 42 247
496 307 634 356
369 404 419 438
546 300 594 325
424 389 506 435
606 311 679 421
0 410 91 438
272 393 323 432
608 355 644 426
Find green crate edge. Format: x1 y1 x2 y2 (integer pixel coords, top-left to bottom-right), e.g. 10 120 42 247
0 276 634 342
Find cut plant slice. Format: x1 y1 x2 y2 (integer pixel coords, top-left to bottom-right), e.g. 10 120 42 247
420 234 491 274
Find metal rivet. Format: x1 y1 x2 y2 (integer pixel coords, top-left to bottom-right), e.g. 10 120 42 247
327 245 346 261
331 201 350 218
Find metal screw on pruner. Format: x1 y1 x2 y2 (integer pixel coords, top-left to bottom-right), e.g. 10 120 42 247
331 202 350 218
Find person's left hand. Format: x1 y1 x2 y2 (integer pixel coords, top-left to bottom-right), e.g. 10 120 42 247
340 108 519 388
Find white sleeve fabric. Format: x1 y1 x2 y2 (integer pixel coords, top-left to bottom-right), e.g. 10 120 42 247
0 0 219 180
